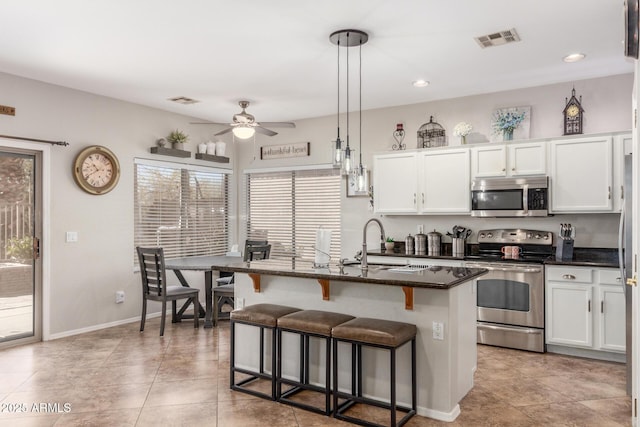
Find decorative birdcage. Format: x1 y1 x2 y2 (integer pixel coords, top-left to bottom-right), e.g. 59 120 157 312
417 116 447 148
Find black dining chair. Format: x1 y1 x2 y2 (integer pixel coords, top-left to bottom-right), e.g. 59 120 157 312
213 241 271 326
136 246 200 336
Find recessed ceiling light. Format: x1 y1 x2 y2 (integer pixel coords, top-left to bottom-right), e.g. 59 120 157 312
168 96 200 105
413 80 430 88
563 53 585 63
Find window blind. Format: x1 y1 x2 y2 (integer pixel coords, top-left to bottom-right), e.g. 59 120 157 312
246 168 341 263
134 161 229 261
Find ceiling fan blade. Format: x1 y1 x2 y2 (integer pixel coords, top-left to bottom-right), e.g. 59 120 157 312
190 121 229 125
258 121 296 128
214 127 234 136
254 126 278 137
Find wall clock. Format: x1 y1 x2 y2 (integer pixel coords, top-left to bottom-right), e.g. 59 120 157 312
563 88 584 135
73 145 121 195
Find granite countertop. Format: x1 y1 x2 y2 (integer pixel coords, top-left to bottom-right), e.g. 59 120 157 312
368 247 620 269
211 259 487 290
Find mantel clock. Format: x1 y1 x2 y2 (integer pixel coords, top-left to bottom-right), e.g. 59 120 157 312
563 88 584 135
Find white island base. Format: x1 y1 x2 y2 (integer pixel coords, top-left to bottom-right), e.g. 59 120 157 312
232 272 477 422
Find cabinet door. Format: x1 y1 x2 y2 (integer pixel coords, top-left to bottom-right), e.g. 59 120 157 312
373 153 418 214
613 134 632 212
598 284 626 352
419 148 470 213
546 282 593 347
471 145 506 178
509 142 546 176
550 136 613 212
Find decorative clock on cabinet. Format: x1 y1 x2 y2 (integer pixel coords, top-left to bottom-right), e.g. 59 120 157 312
563 88 584 135
73 145 121 195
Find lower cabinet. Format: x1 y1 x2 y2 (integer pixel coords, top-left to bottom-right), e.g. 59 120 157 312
545 266 625 353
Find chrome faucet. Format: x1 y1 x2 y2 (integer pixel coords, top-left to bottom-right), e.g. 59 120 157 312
361 218 386 271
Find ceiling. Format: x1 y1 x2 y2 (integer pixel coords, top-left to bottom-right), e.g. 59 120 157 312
0 1 634 125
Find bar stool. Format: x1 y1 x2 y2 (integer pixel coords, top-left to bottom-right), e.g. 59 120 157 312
230 303 300 400
332 317 417 427
277 310 355 415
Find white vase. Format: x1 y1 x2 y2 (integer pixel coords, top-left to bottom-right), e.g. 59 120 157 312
215 141 226 157
198 143 207 154
206 141 216 155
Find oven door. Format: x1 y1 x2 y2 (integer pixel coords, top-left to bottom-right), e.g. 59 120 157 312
467 262 544 328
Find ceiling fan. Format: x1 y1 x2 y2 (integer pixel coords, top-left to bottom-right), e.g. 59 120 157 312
191 101 296 138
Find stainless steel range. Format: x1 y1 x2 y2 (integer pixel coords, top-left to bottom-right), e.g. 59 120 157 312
466 229 553 353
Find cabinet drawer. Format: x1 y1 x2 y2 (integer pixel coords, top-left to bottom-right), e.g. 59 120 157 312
546 267 593 283
599 269 623 285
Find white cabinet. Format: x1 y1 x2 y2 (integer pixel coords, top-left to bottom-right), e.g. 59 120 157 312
549 136 613 212
471 142 546 178
373 148 470 215
418 148 470 213
546 266 625 354
613 133 632 212
373 152 418 214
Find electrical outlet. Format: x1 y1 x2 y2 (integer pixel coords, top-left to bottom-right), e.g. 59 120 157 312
432 321 444 340
236 297 245 309
115 291 125 304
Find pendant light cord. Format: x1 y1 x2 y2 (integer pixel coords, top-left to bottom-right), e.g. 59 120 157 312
359 37 362 167
336 39 340 140
346 32 350 151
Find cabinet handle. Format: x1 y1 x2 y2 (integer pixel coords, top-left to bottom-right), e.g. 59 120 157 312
562 274 576 280
621 185 624 200
512 167 515 171
502 168 506 172
422 193 425 204
608 186 611 200
413 193 416 205
588 300 591 312
601 300 604 313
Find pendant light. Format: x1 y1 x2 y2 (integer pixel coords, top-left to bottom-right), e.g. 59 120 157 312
330 29 368 176
355 35 368 192
332 37 343 168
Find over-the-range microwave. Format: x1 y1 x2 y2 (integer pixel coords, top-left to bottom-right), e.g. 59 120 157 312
470 176 549 217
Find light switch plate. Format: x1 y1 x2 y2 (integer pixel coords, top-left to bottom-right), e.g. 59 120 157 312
65 231 78 243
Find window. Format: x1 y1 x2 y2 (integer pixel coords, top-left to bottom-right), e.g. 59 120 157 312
134 159 229 261
246 168 341 263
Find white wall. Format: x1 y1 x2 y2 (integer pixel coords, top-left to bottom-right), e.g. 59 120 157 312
0 71 631 337
237 73 633 258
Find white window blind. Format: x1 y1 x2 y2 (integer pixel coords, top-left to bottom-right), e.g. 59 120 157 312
246 168 341 263
134 161 229 261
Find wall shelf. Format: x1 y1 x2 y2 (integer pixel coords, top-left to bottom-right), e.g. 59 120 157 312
150 146 191 158
195 153 230 163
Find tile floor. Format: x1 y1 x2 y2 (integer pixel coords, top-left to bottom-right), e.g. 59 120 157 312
0 317 631 426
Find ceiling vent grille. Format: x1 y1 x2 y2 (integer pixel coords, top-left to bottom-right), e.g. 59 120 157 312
474 28 521 48
168 96 200 105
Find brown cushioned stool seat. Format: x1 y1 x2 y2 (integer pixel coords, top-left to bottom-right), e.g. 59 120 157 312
230 304 300 400
277 310 355 415
332 317 417 427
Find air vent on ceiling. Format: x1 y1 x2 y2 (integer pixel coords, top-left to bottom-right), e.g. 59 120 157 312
474 28 521 49
168 96 200 105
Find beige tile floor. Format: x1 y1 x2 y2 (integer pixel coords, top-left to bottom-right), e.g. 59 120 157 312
0 317 631 426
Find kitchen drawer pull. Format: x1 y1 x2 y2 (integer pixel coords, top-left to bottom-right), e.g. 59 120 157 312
608 186 611 200
422 192 425 204
562 274 576 280
621 185 624 200
413 193 416 205
601 300 604 313
588 300 591 312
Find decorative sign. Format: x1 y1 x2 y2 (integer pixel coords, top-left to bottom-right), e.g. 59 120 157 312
0 104 15 116
260 142 310 160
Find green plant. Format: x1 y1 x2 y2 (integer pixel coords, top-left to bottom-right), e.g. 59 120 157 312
6 236 33 261
167 129 189 144
386 237 394 243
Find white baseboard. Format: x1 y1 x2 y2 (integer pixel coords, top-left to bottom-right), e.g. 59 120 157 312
46 313 160 341
417 403 461 422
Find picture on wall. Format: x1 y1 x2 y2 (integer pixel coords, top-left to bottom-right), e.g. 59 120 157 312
491 105 531 142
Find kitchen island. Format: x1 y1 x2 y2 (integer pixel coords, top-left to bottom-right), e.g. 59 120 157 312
212 258 487 422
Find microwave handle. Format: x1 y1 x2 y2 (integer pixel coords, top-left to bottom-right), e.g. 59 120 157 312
522 184 529 215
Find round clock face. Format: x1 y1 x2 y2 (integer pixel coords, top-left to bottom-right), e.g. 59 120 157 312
566 105 580 118
73 146 120 195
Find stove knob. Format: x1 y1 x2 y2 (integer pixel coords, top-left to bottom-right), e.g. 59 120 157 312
543 234 549 240
479 233 485 238
526 232 533 239
534 234 541 239
487 233 493 238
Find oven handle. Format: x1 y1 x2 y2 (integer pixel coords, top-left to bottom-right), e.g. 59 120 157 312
467 263 543 273
477 323 542 335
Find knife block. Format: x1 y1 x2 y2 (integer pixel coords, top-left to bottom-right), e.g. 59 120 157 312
555 237 574 261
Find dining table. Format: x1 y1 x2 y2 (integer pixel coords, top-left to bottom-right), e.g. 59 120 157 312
164 255 242 328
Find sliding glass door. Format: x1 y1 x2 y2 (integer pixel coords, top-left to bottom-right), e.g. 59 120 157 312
0 148 41 346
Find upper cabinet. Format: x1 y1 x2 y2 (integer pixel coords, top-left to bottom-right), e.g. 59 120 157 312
471 142 546 178
373 148 470 215
549 136 613 213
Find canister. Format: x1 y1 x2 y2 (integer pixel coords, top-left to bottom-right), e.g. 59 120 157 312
405 234 415 255
414 231 427 255
427 229 442 256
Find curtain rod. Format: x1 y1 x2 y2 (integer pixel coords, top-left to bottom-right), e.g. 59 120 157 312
0 134 69 146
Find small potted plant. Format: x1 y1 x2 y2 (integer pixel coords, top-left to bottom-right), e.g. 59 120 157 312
167 129 189 149
385 237 395 252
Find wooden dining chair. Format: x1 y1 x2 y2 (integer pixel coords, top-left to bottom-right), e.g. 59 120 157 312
213 241 271 326
136 246 200 336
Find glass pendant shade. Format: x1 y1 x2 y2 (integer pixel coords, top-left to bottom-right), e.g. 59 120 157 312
356 164 368 192
333 138 342 167
343 145 352 175
232 126 255 139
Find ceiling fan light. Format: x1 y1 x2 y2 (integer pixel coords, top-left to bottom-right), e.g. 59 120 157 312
232 126 255 139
